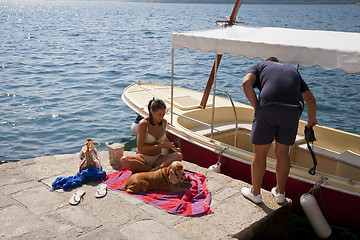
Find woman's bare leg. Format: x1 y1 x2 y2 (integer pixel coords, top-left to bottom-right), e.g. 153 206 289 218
151 151 183 172
120 155 152 173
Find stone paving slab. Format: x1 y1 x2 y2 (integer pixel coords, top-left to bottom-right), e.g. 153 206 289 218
0 151 292 240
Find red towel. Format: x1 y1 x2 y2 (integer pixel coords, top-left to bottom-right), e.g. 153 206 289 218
104 169 213 216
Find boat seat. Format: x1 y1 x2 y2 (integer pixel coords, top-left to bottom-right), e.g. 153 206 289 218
164 96 212 110
337 150 360 169
336 150 360 181
297 144 360 169
192 121 306 162
192 122 305 143
191 122 252 136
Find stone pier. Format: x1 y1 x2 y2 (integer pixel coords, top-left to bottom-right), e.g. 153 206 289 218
0 151 291 240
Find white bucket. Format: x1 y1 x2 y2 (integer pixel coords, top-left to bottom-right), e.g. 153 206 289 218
106 142 124 167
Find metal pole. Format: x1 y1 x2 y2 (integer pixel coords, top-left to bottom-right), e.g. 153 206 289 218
171 48 174 125
214 88 238 147
172 112 212 127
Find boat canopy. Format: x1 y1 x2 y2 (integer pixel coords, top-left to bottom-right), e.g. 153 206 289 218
172 26 360 74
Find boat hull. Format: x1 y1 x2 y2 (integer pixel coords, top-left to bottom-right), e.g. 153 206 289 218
122 81 360 229
167 132 360 228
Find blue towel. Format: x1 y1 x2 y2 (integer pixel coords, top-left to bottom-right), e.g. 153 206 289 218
51 167 106 191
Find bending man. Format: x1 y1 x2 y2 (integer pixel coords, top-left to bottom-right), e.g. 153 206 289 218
241 57 317 204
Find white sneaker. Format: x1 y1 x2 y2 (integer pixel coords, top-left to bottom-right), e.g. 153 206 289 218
271 187 286 205
241 187 263 204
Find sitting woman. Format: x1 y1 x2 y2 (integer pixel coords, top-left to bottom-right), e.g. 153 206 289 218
120 98 183 172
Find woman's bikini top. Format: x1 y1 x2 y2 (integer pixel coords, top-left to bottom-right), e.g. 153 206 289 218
144 122 166 144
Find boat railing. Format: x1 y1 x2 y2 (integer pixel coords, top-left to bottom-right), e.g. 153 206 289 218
213 88 238 147
171 88 238 147
171 112 212 128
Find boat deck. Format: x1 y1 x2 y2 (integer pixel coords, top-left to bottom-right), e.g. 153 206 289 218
0 151 292 239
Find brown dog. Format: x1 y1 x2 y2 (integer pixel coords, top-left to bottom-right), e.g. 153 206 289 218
123 161 191 193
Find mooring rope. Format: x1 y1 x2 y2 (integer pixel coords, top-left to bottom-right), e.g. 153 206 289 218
306 176 331 224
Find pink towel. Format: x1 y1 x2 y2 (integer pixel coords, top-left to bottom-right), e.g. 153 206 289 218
104 169 213 216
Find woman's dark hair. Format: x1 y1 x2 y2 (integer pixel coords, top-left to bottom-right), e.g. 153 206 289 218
148 98 166 126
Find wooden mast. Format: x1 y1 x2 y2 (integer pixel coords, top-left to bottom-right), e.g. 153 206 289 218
199 0 243 109
229 0 242 26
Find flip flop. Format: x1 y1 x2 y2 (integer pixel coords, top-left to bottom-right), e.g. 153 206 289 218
95 184 107 198
69 189 85 205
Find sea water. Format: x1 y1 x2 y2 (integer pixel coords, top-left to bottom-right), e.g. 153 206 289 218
1 1 359 163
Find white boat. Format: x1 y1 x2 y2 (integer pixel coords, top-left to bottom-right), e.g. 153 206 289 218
122 5 360 228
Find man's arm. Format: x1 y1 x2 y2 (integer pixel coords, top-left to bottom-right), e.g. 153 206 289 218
242 73 258 110
302 90 318 127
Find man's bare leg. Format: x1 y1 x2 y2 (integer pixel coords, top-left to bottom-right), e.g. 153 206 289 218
251 143 271 195
274 141 291 194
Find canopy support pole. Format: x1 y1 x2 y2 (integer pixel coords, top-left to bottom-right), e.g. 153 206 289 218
171 48 174 125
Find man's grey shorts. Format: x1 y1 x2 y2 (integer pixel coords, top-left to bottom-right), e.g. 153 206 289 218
250 105 302 146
